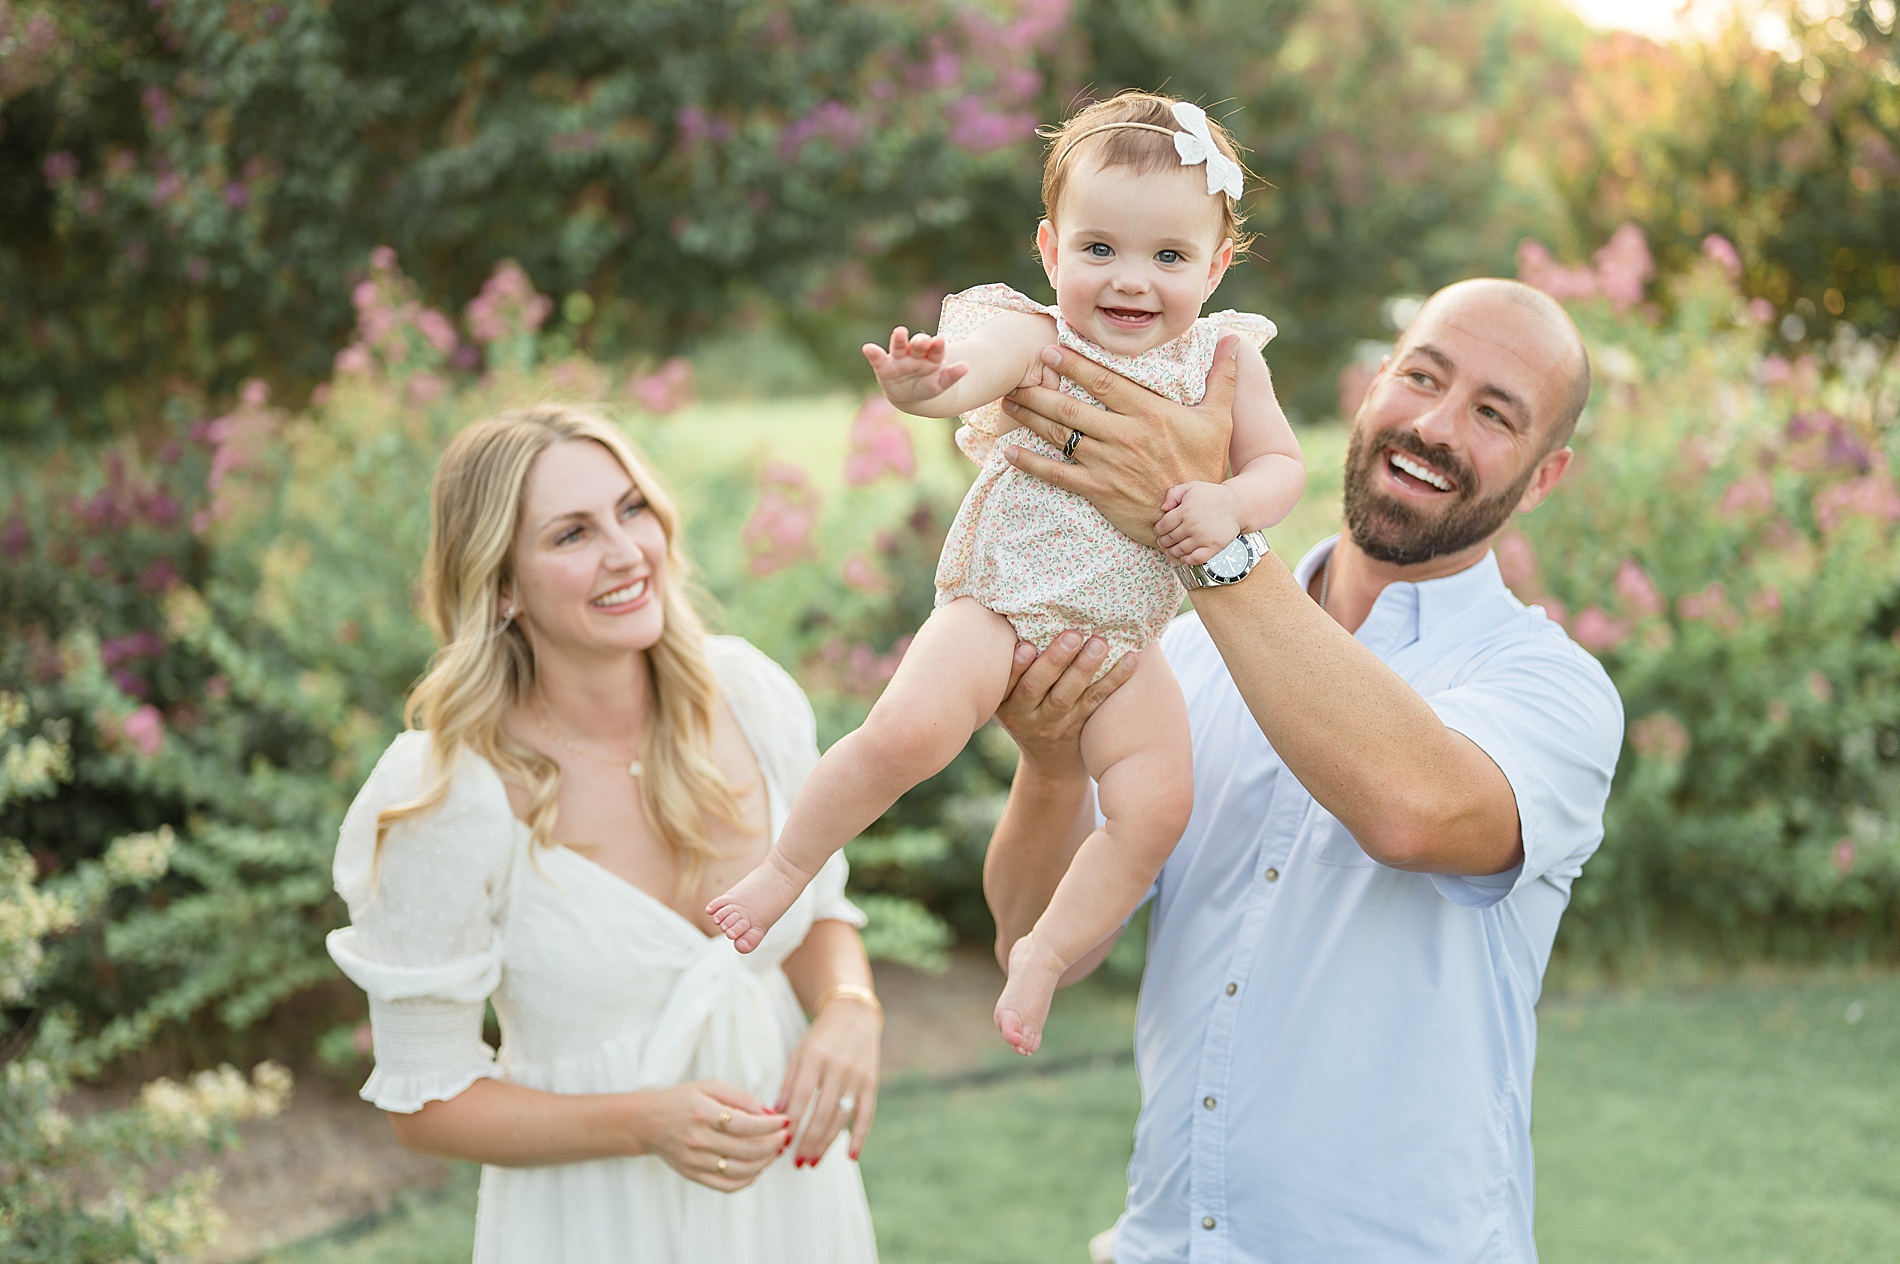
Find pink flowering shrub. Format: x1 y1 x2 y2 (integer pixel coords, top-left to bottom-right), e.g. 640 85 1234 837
1506 234 1900 960
626 357 696 415
844 397 918 486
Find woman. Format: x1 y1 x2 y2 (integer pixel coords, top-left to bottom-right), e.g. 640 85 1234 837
326 405 882 1261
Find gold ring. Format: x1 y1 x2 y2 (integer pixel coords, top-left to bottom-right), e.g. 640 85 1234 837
715 1109 732 1132
1062 428 1082 460
716 1157 728 1174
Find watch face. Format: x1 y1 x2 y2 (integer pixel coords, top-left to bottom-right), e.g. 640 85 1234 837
1206 536 1251 580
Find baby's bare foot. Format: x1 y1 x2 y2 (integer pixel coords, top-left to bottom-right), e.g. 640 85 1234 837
707 851 811 954
994 934 1067 1056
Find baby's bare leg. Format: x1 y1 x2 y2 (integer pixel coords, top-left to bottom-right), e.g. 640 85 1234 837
709 598 1018 952
995 646 1192 1053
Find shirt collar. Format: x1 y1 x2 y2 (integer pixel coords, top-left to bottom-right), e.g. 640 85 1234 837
1294 535 1510 652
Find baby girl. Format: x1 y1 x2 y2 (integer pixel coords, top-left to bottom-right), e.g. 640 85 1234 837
711 91 1304 1053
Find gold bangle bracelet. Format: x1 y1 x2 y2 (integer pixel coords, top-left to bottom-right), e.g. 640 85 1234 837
812 983 883 1020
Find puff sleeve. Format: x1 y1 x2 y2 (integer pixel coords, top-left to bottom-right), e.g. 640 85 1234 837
325 731 518 1113
1207 309 1278 353
709 637 866 928
937 284 1057 466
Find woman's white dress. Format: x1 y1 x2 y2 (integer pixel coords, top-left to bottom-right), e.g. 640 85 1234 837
326 637 880 1263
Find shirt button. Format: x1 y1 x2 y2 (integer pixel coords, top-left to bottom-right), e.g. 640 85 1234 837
1265 867 1280 882
1225 982 1238 996
1203 1216 1217 1230
1203 1095 1217 1109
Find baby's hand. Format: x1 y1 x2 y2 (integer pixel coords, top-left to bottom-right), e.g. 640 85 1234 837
863 327 970 408
1156 482 1244 566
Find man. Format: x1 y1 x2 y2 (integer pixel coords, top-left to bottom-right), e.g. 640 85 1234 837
984 279 1624 1262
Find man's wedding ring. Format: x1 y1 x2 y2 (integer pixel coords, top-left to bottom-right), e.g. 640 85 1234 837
838 1092 856 1116
716 1157 728 1174
1062 428 1083 460
715 1109 732 1132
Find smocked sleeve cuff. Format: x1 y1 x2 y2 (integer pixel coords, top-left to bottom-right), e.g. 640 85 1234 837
358 995 501 1113
327 929 505 1113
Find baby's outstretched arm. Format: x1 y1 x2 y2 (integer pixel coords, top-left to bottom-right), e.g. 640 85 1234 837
1155 343 1305 566
863 311 1056 420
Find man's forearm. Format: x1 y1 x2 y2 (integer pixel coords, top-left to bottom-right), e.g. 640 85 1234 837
1192 559 1523 875
983 759 1097 964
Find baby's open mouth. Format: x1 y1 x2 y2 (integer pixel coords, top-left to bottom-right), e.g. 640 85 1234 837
1100 307 1158 326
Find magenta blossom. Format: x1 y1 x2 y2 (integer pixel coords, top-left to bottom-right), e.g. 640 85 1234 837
841 552 888 593
627 357 695 415
466 260 553 344
42 150 79 188
1815 473 1900 533
1493 531 1537 591
1613 559 1665 617
1833 839 1857 875
742 463 822 576
1516 239 1598 303
845 397 917 486
1718 474 1774 518
1571 606 1631 654
1701 234 1742 280
122 705 166 757
1629 712 1690 762
1676 583 1739 632
1594 224 1655 313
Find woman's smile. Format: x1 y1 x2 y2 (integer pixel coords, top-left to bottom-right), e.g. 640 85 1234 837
589 577 652 611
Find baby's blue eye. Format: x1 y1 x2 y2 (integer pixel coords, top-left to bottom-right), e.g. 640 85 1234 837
1157 250 1183 264
1086 243 1113 258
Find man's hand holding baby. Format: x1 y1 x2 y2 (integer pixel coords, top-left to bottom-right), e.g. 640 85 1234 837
1156 482 1243 565
863 327 970 408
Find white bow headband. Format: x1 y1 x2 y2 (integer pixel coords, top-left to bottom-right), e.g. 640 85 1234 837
1063 101 1245 201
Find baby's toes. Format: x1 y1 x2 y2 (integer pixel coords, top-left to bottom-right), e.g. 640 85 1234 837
735 925 766 954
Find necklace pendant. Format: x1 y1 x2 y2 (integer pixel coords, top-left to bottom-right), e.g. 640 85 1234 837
628 760 643 778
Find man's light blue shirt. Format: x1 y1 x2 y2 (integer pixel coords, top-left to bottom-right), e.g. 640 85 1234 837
1114 537 1624 1264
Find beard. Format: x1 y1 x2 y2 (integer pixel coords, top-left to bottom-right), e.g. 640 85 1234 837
1341 424 1538 566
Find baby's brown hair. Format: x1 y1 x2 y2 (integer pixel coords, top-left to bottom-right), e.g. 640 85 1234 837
1039 91 1254 259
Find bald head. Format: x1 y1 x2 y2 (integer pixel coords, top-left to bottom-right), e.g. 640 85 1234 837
1401 279 1591 450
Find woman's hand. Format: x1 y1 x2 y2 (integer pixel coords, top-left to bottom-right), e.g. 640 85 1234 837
999 337 1243 545
630 1080 791 1193
778 994 882 1167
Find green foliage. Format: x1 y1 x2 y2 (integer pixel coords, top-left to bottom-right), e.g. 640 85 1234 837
1535 2 1900 349
0 693 293 1264
1505 252 1900 959
1 0 1064 443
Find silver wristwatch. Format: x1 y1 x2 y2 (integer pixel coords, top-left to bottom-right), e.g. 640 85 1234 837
1175 530 1270 589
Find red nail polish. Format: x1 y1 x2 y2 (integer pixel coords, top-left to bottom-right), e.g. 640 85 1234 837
849 1148 861 1161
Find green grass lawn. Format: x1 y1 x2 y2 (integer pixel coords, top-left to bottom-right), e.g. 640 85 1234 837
267 969 1900 1264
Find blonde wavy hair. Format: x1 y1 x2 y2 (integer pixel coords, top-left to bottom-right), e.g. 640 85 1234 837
376 404 744 890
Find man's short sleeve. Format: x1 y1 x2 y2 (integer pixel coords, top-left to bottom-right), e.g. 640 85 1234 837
1425 634 1624 909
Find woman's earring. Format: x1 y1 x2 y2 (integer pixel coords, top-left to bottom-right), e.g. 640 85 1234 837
501 604 518 626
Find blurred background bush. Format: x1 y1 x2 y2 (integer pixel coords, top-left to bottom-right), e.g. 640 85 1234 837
2 0 1898 1256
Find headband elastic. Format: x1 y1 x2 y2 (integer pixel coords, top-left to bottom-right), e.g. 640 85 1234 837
1056 102 1244 200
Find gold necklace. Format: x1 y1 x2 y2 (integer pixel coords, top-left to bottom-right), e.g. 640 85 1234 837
535 708 643 778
